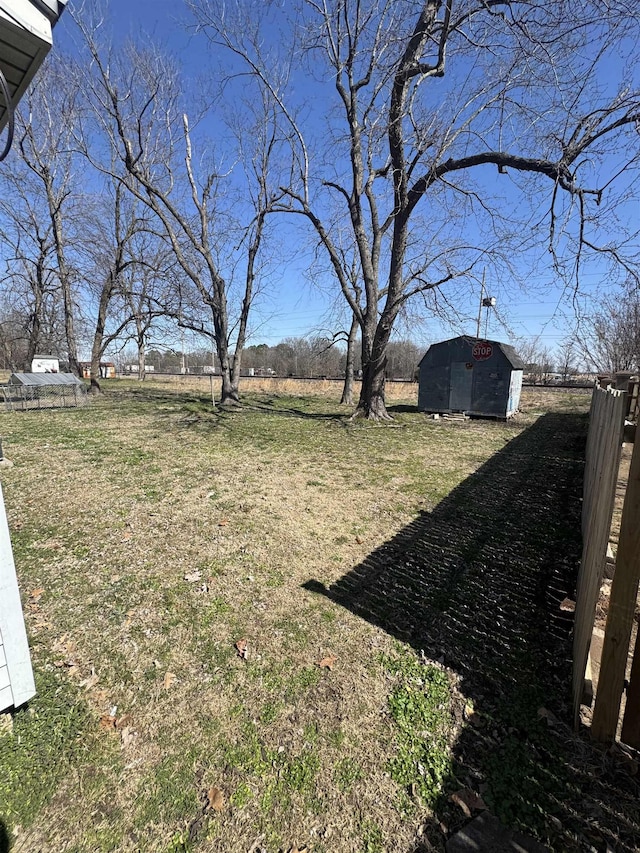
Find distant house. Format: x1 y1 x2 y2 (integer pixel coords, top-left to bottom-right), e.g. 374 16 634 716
80 362 116 379
418 336 525 419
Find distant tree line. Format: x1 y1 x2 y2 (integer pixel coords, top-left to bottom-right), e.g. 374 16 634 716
125 338 424 381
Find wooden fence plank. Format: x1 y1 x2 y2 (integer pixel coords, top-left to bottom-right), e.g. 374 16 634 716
621 631 640 747
572 386 626 726
591 435 640 741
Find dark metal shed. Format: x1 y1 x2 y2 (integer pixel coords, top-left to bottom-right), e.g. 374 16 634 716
418 336 525 418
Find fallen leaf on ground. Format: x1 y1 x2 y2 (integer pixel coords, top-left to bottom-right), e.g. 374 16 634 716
560 597 576 612
355 536 364 544
29 587 44 602
79 669 99 690
120 726 138 749
116 714 133 729
316 654 337 670
163 671 177 689
207 786 225 811
218 518 229 527
184 570 202 583
537 706 559 726
450 788 487 817
99 714 117 730
464 702 482 726
0 713 13 736
288 846 308 853
235 639 249 660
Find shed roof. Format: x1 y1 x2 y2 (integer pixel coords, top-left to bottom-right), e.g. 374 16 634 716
497 342 526 370
8 372 84 386
420 336 525 370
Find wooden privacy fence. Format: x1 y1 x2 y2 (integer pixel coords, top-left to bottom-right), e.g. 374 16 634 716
573 380 640 743
573 385 626 727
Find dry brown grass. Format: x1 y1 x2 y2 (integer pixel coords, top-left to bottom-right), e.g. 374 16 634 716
142 372 417 403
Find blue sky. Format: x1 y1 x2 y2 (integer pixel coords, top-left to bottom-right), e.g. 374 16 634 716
52 1 639 361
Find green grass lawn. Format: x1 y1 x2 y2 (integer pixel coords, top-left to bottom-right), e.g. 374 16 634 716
0 383 636 853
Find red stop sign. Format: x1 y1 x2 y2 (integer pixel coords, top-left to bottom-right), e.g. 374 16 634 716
472 341 493 361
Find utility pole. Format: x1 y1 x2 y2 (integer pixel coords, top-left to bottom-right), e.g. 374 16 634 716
476 269 486 339
476 269 496 339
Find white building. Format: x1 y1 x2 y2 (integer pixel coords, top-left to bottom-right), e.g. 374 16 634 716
31 354 59 373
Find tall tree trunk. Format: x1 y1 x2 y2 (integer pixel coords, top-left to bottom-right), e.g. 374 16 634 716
88 275 116 394
340 314 359 405
46 176 80 377
25 260 45 368
137 335 146 381
215 335 239 406
355 312 397 420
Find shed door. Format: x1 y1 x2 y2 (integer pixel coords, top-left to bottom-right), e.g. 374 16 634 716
449 362 473 411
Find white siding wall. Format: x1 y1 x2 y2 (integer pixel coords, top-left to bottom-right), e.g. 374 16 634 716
0 484 36 711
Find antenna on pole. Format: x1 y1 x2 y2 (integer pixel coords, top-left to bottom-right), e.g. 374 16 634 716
476 269 496 339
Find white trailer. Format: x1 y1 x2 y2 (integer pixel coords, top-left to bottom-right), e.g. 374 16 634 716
31 354 59 373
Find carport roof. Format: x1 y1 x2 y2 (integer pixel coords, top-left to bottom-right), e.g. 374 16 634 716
8 372 84 386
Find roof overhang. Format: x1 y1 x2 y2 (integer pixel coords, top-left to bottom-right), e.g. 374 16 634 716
0 0 67 132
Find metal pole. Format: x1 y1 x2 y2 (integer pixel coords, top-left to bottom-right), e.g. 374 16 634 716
476 269 485 339
210 373 216 409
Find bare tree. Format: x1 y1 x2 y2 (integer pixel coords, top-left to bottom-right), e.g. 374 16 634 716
556 338 579 382
578 283 640 374
80 181 161 392
191 0 640 418
14 58 83 376
518 337 555 384
0 161 60 368
122 233 180 380
73 16 287 406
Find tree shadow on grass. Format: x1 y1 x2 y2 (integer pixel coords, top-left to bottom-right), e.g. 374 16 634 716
304 412 640 852
240 398 348 423
386 402 421 414
0 820 10 853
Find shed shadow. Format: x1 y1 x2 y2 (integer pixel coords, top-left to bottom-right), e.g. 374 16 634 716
304 412 640 850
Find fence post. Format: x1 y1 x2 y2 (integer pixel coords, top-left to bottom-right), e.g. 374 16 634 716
621 629 640 747
591 434 640 742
